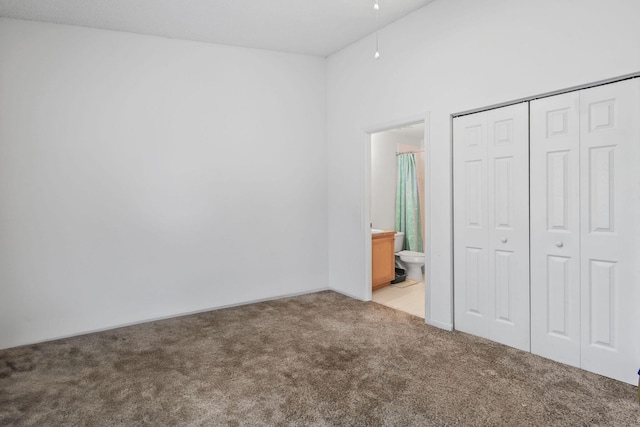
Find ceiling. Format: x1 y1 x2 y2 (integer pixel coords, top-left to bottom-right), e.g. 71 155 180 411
0 0 436 57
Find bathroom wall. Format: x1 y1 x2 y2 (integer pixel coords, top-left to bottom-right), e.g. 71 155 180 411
370 132 397 231
0 18 327 349
327 0 640 328
370 131 424 232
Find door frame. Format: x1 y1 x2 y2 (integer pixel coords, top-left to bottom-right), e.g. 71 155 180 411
363 112 431 321
452 71 640 119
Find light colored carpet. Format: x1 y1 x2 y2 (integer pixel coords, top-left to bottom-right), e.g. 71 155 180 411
1 291 638 426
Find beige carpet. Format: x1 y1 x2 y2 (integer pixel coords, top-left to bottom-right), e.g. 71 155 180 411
1 291 638 426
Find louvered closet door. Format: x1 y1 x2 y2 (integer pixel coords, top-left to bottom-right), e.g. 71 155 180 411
454 104 530 351
530 92 581 367
579 79 640 384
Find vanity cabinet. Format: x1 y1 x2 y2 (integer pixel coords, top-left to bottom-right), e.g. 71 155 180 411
372 231 395 291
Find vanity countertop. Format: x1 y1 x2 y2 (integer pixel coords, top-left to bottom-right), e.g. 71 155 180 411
371 230 395 239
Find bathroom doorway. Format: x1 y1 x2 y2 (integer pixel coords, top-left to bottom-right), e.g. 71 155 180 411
368 121 426 318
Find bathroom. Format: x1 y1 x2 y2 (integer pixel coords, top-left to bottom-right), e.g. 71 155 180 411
370 122 425 318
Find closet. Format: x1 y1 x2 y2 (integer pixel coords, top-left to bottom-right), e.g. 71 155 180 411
453 78 640 385
453 103 530 352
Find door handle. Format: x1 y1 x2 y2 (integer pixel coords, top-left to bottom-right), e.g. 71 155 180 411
501 237 507 243
555 241 563 248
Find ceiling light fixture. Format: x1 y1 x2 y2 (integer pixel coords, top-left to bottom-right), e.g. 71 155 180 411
374 1 381 59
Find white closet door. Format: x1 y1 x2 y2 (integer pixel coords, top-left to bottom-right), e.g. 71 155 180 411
579 79 640 384
453 112 489 339
530 92 581 366
454 104 530 351
486 104 530 351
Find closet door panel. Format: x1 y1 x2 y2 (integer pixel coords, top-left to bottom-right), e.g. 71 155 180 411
530 92 581 367
579 79 640 385
453 112 489 338
486 103 530 352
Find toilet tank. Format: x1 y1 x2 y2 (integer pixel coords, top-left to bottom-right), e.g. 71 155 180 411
394 232 405 253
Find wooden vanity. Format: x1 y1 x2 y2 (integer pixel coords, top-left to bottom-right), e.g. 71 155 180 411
372 230 396 291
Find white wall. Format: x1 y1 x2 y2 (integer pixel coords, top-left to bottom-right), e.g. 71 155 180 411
370 132 397 231
0 18 327 349
327 0 640 328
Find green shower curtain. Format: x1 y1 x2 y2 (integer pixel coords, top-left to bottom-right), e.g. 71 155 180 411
395 153 423 252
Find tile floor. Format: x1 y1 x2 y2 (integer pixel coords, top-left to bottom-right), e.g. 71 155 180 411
372 279 425 318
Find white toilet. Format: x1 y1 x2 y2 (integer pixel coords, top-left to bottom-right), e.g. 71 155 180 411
394 232 425 281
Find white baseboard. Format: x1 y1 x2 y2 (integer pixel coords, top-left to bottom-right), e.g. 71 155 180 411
328 287 366 301
426 319 453 331
4 287 331 350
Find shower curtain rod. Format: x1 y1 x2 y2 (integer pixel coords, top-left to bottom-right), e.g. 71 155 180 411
395 151 424 155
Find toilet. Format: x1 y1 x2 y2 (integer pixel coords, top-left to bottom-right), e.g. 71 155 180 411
394 232 425 282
